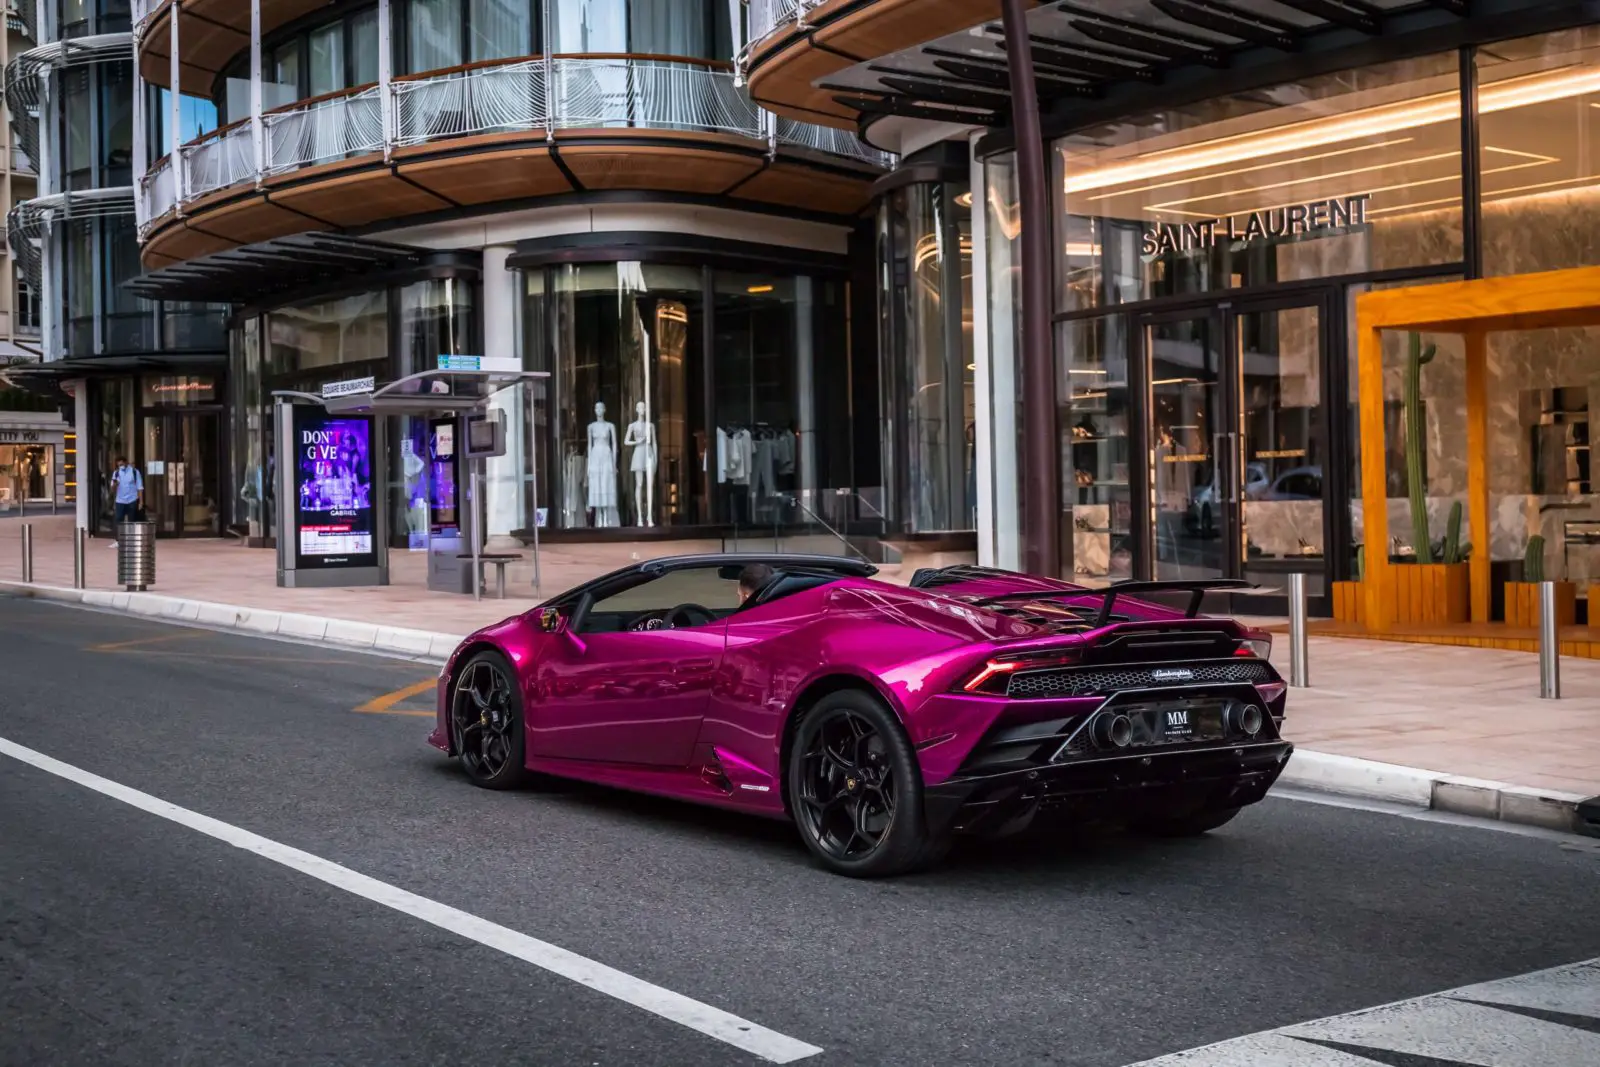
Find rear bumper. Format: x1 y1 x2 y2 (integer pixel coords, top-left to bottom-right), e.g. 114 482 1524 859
923 740 1293 837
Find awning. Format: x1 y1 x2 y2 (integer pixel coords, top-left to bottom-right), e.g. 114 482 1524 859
1 351 227 383
820 0 1485 138
127 232 442 304
273 368 551 416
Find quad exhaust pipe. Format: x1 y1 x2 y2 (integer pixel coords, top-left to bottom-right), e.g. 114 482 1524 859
1092 712 1133 749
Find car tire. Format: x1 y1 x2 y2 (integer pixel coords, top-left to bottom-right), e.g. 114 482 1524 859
449 650 531 791
1132 805 1241 837
786 689 947 878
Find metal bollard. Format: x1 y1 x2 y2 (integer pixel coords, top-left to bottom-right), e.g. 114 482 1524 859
1288 571 1310 687
1538 580 1561 699
73 526 86 589
20 522 32 583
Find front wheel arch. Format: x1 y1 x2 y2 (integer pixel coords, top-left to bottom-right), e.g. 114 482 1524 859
442 640 510 755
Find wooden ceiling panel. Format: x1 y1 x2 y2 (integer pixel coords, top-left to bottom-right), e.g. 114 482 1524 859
556 146 763 193
733 165 873 216
398 149 571 205
813 0 1004 58
187 196 316 245
748 43 858 128
266 169 453 227
138 0 325 93
143 222 239 266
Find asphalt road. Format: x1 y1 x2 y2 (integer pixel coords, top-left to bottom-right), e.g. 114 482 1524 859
3 594 1598 1067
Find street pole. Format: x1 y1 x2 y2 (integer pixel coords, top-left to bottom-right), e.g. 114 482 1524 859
20 522 33 582
1289 571 1310 687
73 526 86 589
1538 580 1561 699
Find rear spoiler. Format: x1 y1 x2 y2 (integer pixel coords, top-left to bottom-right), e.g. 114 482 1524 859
974 578 1256 628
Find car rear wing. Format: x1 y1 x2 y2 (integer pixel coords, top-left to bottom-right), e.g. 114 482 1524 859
974 578 1256 628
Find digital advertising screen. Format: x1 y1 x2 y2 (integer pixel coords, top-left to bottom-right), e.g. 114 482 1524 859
292 408 376 568
428 417 459 535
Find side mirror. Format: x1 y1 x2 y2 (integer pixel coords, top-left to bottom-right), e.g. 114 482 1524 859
537 608 566 634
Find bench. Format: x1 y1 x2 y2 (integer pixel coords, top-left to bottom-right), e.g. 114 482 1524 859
458 553 523 599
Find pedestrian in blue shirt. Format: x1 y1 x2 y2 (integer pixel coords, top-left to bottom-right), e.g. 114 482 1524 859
109 455 143 547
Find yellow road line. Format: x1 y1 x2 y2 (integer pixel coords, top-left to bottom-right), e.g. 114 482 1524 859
356 678 438 715
87 631 202 651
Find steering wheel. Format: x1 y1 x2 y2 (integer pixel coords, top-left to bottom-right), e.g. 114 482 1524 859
665 603 717 629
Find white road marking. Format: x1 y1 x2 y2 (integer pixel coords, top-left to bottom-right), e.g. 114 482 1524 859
0 736 822 1064
1126 957 1600 1065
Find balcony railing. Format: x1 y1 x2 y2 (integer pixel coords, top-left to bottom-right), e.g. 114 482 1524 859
139 57 893 234
746 0 820 48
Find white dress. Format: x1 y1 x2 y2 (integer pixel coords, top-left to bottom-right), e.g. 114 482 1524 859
626 420 657 473
586 421 617 509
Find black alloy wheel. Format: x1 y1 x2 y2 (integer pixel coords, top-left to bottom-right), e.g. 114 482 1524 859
788 690 946 877
450 651 530 790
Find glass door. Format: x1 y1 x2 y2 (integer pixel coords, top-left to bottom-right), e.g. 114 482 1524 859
1140 297 1327 588
1145 312 1230 581
141 412 225 536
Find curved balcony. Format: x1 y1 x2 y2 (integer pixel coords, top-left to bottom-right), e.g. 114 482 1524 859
5 33 132 170
740 0 1009 127
138 55 895 268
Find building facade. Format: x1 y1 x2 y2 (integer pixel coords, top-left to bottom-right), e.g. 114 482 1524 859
744 0 1600 611
108 0 929 561
4 0 230 530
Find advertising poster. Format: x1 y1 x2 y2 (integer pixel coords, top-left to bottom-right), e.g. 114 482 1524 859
292 408 376 568
428 418 459 535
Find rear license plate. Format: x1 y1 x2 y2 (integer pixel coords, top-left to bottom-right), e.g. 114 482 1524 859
1163 708 1195 739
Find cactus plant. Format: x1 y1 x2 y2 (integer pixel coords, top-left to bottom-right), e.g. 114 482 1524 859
1403 332 1437 563
1441 500 1463 564
1524 534 1545 583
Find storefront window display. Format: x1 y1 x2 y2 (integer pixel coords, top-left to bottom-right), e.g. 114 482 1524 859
520 256 841 534
878 180 977 534
0 445 52 504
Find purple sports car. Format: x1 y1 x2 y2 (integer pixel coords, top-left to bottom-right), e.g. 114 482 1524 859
429 555 1293 877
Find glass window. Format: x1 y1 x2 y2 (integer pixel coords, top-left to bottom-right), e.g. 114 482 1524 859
309 23 347 97
407 0 464 73
266 292 389 376
350 9 381 86
541 262 707 530
65 220 94 352
1055 52 1464 310
984 153 1023 569
100 62 134 186
714 271 806 528
1477 27 1600 276
59 0 89 34
1059 315 1132 583
392 279 478 542
548 0 626 53
877 182 976 534
0 445 53 504
580 567 744 630
469 0 533 62
272 42 303 101
61 68 92 189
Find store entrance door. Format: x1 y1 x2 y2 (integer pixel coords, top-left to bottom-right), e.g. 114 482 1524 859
1140 295 1330 592
141 411 225 537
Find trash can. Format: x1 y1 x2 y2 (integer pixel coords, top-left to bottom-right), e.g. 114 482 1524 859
117 521 156 592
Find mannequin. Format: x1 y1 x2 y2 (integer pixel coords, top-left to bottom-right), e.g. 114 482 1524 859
586 401 618 527
624 400 657 527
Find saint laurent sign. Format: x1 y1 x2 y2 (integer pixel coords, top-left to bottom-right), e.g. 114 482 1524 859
1141 194 1371 256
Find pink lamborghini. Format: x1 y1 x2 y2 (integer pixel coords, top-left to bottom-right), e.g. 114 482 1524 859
428 555 1293 877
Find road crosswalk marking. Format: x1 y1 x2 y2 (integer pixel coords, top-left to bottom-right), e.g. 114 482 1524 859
1127 958 1600 1065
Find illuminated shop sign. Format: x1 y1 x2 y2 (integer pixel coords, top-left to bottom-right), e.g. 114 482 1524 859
1141 194 1371 256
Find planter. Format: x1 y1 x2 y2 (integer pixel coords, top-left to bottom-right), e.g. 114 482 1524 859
1503 581 1577 628
1393 563 1469 624
1331 581 1365 624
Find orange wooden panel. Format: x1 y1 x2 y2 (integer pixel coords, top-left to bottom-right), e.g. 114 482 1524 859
1505 582 1577 628
143 222 238 264
1356 265 1600 334
187 196 315 246
747 42 860 127
1590 585 1600 633
1356 323 1391 631
814 0 1004 59
266 169 452 230
399 148 571 205
556 146 762 192
1463 329 1491 622
733 164 874 215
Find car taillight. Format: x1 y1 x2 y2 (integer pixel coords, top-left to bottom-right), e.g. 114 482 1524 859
1236 637 1271 659
959 651 1081 694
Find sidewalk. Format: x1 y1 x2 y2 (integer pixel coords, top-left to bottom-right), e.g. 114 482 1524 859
3 516 1594 833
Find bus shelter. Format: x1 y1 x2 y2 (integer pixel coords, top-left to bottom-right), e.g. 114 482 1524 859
271 367 549 599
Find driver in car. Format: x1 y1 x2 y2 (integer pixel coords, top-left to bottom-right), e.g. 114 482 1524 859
737 564 775 605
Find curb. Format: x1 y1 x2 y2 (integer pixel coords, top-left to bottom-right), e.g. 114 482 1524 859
5 578 1594 837
1278 750 1592 836
0 580 464 661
